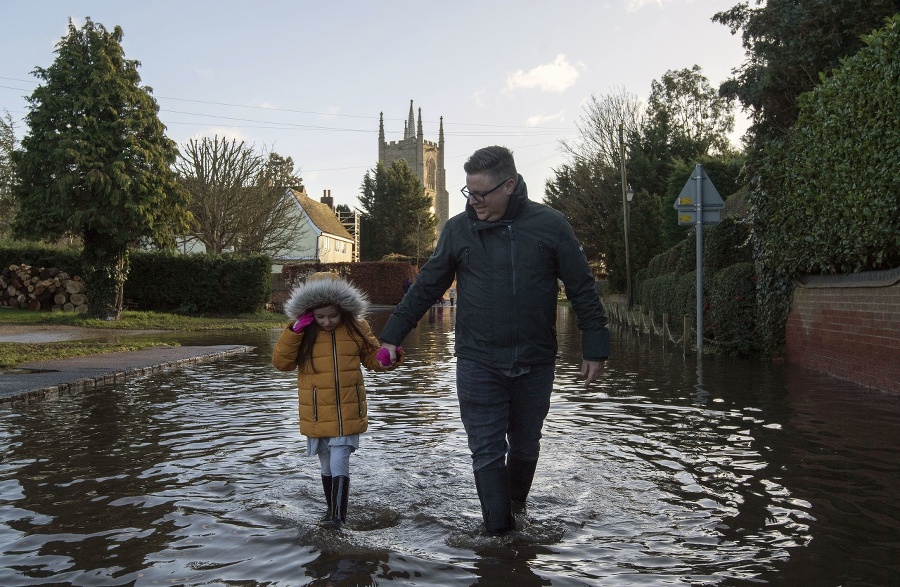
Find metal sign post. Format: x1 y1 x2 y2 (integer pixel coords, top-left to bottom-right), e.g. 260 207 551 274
695 169 704 356
673 164 724 355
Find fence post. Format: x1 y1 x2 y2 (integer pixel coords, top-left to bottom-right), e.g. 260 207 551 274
683 314 691 356
662 312 669 349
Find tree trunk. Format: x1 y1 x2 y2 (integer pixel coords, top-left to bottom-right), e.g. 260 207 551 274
82 230 129 320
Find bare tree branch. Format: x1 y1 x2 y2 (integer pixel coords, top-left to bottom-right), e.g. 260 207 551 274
175 136 307 255
561 87 644 170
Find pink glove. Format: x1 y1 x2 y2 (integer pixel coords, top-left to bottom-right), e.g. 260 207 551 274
291 311 315 333
377 346 403 366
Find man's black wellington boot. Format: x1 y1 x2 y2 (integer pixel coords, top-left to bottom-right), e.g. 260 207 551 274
508 457 538 512
474 466 515 535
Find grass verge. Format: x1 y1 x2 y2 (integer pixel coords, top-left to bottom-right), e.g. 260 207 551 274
0 308 286 330
0 308 286 371
0 341 175 370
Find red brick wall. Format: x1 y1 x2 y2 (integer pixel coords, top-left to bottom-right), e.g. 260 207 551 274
277 261 418 308
785 273 900 394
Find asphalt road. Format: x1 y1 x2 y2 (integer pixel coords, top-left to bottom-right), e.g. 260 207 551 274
0 344 253 404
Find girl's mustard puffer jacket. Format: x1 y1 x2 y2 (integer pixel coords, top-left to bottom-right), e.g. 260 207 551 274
272 321 386 438
272 272 403 438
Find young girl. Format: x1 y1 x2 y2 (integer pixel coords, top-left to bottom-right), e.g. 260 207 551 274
272 272 402 529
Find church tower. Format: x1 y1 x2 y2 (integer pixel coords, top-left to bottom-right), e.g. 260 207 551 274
378 100 450 234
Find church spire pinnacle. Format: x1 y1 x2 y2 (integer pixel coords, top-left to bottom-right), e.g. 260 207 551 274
405 99 415 140
417 107 423 140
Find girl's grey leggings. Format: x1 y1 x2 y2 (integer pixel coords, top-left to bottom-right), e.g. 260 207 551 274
318 444 353 477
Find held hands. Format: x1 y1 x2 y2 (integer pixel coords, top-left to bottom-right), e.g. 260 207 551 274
291 311 315 333
580 359 606 386
377 343 402 366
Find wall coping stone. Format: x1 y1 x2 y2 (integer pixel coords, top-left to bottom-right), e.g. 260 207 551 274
797 266 900 289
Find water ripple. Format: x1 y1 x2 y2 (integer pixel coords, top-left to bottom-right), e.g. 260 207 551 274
0 315 898 585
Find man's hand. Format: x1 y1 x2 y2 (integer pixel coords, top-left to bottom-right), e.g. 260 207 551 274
580 359 606 386
378 343 398 366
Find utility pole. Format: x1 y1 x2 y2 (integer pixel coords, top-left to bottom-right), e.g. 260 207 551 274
619 123 632 310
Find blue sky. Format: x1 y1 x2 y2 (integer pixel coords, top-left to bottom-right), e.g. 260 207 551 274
2 0 749 219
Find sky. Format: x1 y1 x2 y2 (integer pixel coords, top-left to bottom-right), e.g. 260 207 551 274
1 0 750 220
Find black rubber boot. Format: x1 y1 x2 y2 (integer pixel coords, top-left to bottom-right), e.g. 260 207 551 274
321 475 333 519
327 475 350 529
508 457 538 509
473 466 515 535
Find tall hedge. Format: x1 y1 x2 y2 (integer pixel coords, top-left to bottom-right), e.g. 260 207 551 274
0 245 272 315
0 243 83 276
635 215 755 354
756 15 900 276
123 251 271 314
753 15 900 352
709 262 758 356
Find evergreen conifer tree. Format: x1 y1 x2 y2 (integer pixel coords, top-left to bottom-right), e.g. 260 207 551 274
12 18 189 319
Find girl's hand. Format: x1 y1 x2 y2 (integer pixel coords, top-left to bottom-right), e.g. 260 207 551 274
377 344 402 366
291 311 315 333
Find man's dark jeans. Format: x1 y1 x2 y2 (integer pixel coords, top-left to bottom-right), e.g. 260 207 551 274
456 358 555 472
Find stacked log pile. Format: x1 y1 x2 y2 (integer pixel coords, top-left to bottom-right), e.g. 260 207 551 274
0 264 89 312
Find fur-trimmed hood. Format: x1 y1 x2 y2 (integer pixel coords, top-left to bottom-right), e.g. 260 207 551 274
283 272 369 320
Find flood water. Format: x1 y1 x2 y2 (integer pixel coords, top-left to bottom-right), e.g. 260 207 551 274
1 306 898 586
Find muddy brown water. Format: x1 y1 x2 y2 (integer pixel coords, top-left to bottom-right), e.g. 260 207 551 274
1 306 898 586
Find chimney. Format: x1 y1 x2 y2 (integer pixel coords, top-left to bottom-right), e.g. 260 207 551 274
321 189 334 210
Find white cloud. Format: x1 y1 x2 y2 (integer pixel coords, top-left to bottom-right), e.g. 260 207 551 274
321 106 341 118
625 0 680 12
526 111 566 126
472 88 490 108
626 0 668 11
506 54 580 93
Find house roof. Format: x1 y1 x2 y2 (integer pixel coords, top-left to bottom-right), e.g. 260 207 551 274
289 188 353 240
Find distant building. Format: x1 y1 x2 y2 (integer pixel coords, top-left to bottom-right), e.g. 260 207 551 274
320 189 361 263
172 188 355 270
275 188 354 265
378 100 450 234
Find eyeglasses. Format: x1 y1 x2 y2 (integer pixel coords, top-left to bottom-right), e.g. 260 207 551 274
460 178 511 203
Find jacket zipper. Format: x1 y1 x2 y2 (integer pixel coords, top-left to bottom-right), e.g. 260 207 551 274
331 330 343 436
312 387 318 421
508 225 519 363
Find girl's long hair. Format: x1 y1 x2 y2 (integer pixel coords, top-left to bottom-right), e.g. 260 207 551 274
296 306 378 372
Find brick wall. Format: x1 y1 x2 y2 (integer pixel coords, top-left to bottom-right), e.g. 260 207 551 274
276 261 418 310
785 268 900 394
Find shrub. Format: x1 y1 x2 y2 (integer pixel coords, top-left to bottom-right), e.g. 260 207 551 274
751 15 900 353
709 262 758 356
0 243 82 275
124 251 271 314
704 217 752 272
674 271 698 333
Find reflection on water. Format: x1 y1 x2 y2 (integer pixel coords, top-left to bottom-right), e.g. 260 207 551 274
1 307 898 586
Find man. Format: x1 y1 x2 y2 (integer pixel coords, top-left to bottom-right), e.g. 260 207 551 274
378 146 609 535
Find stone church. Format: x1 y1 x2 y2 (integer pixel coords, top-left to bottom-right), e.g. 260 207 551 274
378 100 450 233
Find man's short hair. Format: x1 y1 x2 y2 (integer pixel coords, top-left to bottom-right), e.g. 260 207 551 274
463 146 517 182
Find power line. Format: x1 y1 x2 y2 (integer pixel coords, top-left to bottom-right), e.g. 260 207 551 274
1 75 576 133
